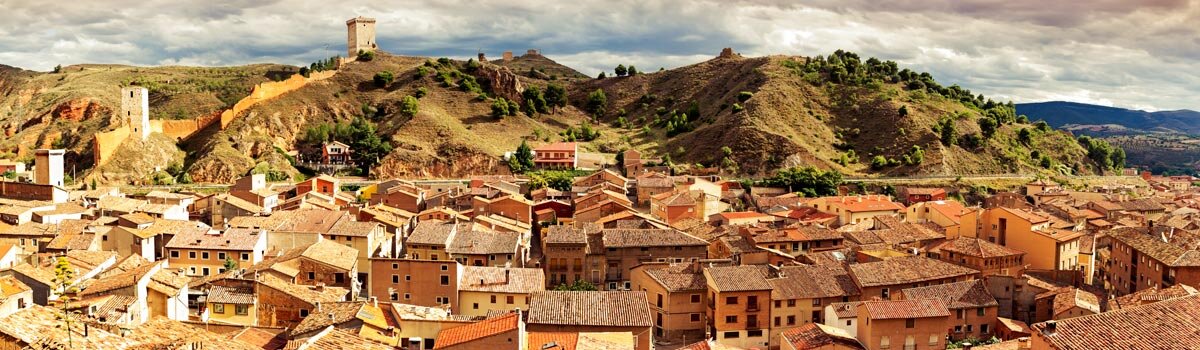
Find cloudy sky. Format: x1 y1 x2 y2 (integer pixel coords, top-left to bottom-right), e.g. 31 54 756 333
1 0 1198 111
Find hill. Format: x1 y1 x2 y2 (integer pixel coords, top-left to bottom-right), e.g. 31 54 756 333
1016 101 1200 134
0 49 1123 184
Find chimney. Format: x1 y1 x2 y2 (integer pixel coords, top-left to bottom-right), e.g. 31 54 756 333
1018 337 1032 349
1044 320 1057 335
370 296 378 308
316 302 322 312
314 283 324 291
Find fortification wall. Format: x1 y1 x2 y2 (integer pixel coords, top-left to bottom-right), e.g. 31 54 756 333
92 69 337 168
93 127 130 166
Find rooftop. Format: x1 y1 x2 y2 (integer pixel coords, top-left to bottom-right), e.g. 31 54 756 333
861 299 950 319
849 255 979 287
527 291 653 327
1032 294 1200 350
433 312 520 349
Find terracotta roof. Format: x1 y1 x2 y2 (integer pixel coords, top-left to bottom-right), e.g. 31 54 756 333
704 265 773 292
849 256 978 287
995 206 1052 224
527 291 653 327
653 190 696 206
448 230 520 255
900 280 998 309
125 317 261 350
781 323 866 350
79 261 162 296
905 187 946 196
828 196 904 213
544 223 599 244
407 221 459 246
0 275 30 301
291 301 367 335
1032 294 1200 350
166 227 263 251
935 237 1025 258
771 265 860 299
527 331 579 350
434 312 520 349
534 142 577 152
637 176 675 188
1044 287 1101 316
0 305 137 348
46 233 97 250
861 299 950 319
1108 227 1200 266
459 266 545 294
602 228 707 248
327 219 379 237
206 284 256 305
1111 284 1200 310
828 302 863 319
232 327 288 350
642 263 706 292
294 328 394 350
257 274 348 303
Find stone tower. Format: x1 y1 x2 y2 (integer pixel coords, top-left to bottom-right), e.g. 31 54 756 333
34 149 64 187
346 16 378 57
121 86 150 141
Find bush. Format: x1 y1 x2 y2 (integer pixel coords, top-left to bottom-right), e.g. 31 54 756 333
373 71 394 87
627 65 638 75
400 95 419 116
1017 128 1033 145
731 103 744 113
414 87 429 98
978 117 998 139
615 64 627 77
491 98 510 119
357 50 375 61
871 155 888 169
898 105 908 117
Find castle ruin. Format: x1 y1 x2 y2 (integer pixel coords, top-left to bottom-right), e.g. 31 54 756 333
121 86 150 141
346 16 377 57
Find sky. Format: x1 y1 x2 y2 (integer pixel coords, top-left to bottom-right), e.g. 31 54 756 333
1 0 1198 111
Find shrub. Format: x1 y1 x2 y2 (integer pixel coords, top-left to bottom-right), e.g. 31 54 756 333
414 87 428 98
627 65 638 75
978 117 998 139
871 155 888 169
732 103 744 113
586 89 607 118
373 71 394 87
400 95 419 116
357 50 375 61
615 64 627 77
491 98 510 119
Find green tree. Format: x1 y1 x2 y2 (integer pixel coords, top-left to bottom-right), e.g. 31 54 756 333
586 89 607 119
373 70 394 87
522 86 548 115
871 155 888 169
940 119 957 147
759 166 843 197
978 117 998 139
627 65 638 75
1017 128 1033 145
414 87 429 98
53 64 63 73
597 72 606 79
554 279 598 291
348 117 393 175
491 98 510 119
224 256 239 271
544 84 568 110
615 64 627 77
510 140 535 173
400 95 419 116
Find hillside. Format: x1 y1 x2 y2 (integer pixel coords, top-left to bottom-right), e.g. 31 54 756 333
1016 101 1200 134
0 49 1121 184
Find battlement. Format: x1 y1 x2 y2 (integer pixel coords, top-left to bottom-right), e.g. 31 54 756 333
346 16 378 57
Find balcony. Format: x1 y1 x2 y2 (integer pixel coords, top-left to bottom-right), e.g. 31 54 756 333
746 319 761 330
746 303 760 312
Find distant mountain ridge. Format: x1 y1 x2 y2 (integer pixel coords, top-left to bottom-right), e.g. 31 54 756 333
1016 101 1200 134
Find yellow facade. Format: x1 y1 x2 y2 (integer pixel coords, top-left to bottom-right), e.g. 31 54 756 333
458 291 531 317
207 302 256 325
980 208 1081 271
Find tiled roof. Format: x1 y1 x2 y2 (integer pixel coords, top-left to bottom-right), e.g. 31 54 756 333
0 275 30 300
527 291 653 327
643 263 706 292
905 188 946 196
861 299 950 319
291 301 374 336
232 327 288 350
327 219 379 237
781 323 866 350
849 256 978 287
206 284 256 305
165 227 263 251
828 302 863 319
120 213 154 225
1032 294 1200 350
718 235 759 254
900 280 998 309
654 190 696 206
828 196 904 212
1111 284 1200 310
0 305 137 349
544 224 599 245
407 220 459 246
1045 287 1101 316
602 228 707 248
534 142 577 152
433 312 520 349
935 237 1025 258
257 274 348 303
296 328 394 350
458 266 545 294
704 265 773 292
448 230 520 255
79 261 161 296
46 233 97 250
1109 227 1200 266
770 265 860 299
125 317 261 350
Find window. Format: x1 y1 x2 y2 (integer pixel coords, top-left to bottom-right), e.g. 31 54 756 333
966 325 973 332
390 293 398 301
787 315 796 325
957 309 965 319
392 263 399 269
506 296 514 304
218 252 226 260
726 296 738 305
981 324 990 334
691 294 701 303
787 299 796 307
812 299 821 307
170 250 179 258
334 273 344 284
300 309 309 317
235 305 249 315
977 308 985 316
954 325 963 333
747 330 762 337
473 303 479 310
308 272 315 280
189 251 196 259
691 313 701 322
392 275 399 283
405 275 411 281
774 317 781 326
880 336 890 349
491 295 497 303
929 334 940 346
201 267 210 276
241 253 249 260
724 331 739 339
905 318 915 328
440 275 450 285
441 264 449 271
212 304 225 314
725 315 737 324
811 311 820 323
881 288 890 299
202 252 209 260
774 300 781 308
404 293 411 300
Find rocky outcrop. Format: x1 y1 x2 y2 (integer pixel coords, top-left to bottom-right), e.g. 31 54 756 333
476 64 525 102
374 143 510 179
52 98 108 121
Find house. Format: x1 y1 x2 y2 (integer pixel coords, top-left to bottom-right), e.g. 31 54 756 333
781 323 866 350
368 258 460 310
1104 226 1200 294
447 229 523 267
768 265 862 347
704 265 774 349
526 291 655 350
651 190 702 226
77 260 167 326
574 169 629 194
254 273 349 328
712 211 774 226
848 256 980 301
533 142 578 169
901 187 947 205
211 193 267 227
978 207 1085 271
473 194 534 225
927 237 1026 278
250 238 361 296
432 312 523 350
904 200 977 238
0 276 32 318
322 141 353 164
0 244 19 269
107 218 210 262
630 262 708 343
899 280 998 341
823 302 863 339
289 300 393 340
809 196 905 227
1033 287 1099 322
457 266 544 317
201 281 257 325
1030 294 1200 349
1109 284 1199 311
165 227 268 276
541 223 708 291
636 173 676 207
369 180 426 213
295 175 348 204
229 174 280 214
855 299 950 350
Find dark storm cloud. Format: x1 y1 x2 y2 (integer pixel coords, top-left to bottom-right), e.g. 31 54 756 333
0 0 1196 110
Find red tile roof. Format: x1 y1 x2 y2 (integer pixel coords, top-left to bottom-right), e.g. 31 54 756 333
527 291 653 327
781 323 866 350
535 142 578 152
434 312 520 349
861 299 950 319
1032 294 1200 350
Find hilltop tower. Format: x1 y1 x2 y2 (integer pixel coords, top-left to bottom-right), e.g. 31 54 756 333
121 86 150 141
347 16 378 57
34 149 64 187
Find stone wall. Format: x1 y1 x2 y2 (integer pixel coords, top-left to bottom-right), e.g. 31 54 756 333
92 126 130 167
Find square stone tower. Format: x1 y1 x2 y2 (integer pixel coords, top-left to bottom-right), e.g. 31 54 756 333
347 16 378 57
121 86 150 140
35 149 64 187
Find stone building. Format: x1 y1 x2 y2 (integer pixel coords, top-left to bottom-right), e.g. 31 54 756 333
346 16 377 57
121 86 150 140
